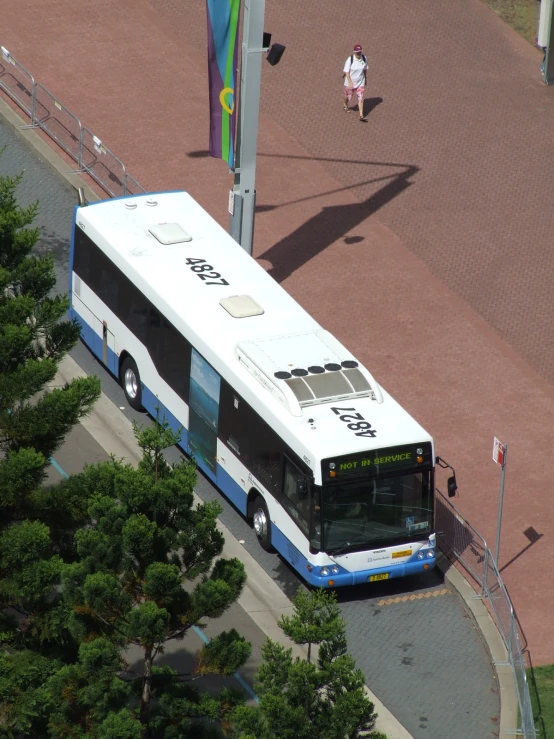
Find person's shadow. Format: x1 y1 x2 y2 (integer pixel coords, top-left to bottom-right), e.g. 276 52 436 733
363 96 383 117
346 96 383 116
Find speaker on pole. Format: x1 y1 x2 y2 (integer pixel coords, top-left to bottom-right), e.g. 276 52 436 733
267 43 286 66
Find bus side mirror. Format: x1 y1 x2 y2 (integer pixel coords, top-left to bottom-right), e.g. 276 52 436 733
447 475 457 498
297 480 308 499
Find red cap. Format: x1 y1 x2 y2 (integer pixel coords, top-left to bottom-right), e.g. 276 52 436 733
353 44 363 52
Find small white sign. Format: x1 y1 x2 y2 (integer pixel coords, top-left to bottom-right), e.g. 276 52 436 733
92 135 106 155
492 437 506 468
228 189 235 216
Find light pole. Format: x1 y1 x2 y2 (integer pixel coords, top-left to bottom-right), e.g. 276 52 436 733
539 0 554 83
229 0 285 255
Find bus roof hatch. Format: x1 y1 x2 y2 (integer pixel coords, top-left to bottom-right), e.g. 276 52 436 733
148 222 192 244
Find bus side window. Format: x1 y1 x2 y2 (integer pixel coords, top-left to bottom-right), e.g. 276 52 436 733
282 459 309 534
219 382 251 462
218 381 281 495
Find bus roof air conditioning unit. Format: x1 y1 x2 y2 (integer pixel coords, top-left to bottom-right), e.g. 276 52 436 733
236 330 383 415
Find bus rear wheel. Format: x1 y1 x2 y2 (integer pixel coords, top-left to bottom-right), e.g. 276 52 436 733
120 356 143 411
252 496 273 552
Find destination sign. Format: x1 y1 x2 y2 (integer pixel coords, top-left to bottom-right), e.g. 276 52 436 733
322 442 433 481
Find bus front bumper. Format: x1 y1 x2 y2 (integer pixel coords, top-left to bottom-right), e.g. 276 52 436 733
305 558 436 588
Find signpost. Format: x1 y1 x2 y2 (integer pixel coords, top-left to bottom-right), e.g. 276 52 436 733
492 437 508 566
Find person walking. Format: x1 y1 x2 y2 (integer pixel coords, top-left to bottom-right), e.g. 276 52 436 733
343 44 368 121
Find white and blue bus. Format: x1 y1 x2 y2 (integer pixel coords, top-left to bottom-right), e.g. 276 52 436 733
69 190 456 588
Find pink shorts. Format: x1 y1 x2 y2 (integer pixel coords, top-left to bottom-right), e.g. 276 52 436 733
344 85 365 101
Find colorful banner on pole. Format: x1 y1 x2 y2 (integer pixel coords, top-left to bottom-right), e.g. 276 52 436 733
206 0 241 168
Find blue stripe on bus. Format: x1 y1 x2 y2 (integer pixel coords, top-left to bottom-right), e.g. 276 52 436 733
69 205 78 298
70 307 101 359
216 463 248 516
140 384 190 451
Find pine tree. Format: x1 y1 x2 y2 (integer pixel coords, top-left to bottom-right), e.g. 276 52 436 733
0 648 60 736
44 638 139 738
60 415 250 736
0 154 100 649
232 588 385 739
0 153 107 736
279 588 345 664
0 153 101 518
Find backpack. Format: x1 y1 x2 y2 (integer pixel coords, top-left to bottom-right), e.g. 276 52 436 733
350 54 367 65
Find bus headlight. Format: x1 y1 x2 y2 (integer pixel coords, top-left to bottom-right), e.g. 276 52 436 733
426 548 435 558
320 567 330 576
416 550 425 560
331 565 340 575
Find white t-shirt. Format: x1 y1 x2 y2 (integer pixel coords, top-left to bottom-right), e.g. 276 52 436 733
343 54 368 88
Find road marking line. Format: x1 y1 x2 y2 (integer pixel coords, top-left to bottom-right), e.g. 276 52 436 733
377 588 451 606
49 456 69 479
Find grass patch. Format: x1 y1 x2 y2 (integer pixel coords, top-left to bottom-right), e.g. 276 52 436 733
528 664 554 738
480 0 540 44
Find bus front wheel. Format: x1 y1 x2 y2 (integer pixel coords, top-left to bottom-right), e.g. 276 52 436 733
252 497 273 552
120 356 143 411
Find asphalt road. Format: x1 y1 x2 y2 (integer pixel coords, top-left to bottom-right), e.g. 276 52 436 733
1 117 500 739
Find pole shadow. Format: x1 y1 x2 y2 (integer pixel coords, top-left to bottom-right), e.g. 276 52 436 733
260 163 418 283
499 526 543 575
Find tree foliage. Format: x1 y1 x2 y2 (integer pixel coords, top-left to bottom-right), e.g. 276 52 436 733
0 152 101 518
279 588 344 664
232 589 385 739
0 155 100 652
58 416 250 735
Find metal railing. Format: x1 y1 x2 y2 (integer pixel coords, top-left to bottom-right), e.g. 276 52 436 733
0 45 145 199
436 490 536 738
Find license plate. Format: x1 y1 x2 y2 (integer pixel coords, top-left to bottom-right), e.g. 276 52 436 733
369 573 389 582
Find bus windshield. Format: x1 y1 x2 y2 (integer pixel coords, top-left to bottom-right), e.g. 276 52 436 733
315 471 433 553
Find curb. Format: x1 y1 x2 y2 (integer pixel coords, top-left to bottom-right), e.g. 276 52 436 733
436 552 519 737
